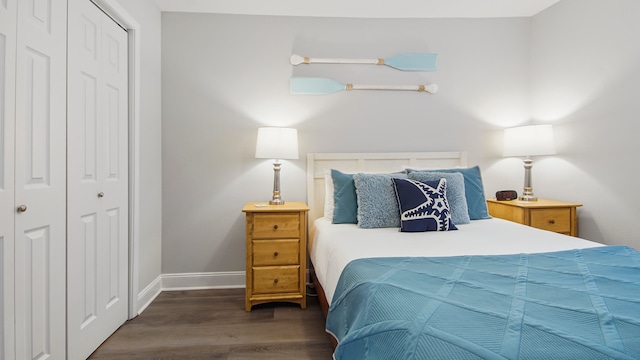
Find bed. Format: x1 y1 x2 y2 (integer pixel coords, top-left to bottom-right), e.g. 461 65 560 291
306 152 640 359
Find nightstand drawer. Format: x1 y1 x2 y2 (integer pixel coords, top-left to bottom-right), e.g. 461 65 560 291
530 208 571 233
251 213 300 239
253 239 299 266
486 198 581 237
252 266 300 294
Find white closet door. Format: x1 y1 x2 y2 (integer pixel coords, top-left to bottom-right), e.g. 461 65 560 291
67 0 129 358
0 1 17 359
13 0 67 359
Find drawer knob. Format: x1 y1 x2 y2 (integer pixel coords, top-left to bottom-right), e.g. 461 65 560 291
549 219 555 224
273 224 279 230
273 251 279 257
273 278 279 284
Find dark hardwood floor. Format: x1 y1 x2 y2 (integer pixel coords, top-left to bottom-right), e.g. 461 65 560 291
89 288 334 359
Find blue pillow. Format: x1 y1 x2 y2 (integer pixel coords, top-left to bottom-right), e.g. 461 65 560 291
392 178 457 232
406 166 491 220
408 171 470 225
332 169 357 224
353 173 406 228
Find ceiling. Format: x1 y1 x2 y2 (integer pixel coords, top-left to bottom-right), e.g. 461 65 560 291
153 0 562 19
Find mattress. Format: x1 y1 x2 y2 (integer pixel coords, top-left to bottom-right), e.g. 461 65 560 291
309 217 603 306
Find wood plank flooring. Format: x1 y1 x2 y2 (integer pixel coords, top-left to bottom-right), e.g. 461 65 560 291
89 288 334 359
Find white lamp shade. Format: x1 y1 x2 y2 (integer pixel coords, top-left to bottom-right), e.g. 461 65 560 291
503 124 556 157
255 127 299 160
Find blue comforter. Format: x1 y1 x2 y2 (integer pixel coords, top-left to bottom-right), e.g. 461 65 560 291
327 246 640 359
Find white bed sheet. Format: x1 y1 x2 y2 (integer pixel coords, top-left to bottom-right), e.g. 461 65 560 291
310 217 603 305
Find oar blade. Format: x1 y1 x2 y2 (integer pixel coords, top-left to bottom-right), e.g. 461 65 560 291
290 77 345 95
384 53 438 71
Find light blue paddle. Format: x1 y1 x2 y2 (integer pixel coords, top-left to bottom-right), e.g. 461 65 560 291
290 77 439 95
290 53 437 71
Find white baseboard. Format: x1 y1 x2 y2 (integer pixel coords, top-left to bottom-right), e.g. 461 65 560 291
136 275 162 315
135 270 311 314
161 271 246 291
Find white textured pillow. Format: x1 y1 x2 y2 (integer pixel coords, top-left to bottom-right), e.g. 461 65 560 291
323 168 335 219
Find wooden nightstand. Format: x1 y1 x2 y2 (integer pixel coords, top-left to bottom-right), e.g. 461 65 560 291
486 198 582 236
242 202 309 311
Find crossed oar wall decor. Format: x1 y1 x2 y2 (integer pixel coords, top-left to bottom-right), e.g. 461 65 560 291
289 53 438 95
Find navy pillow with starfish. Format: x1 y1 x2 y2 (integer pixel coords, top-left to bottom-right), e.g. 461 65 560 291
392 178 457 232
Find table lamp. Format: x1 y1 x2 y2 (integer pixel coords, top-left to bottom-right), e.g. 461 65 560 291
503 124 556 201
255 127 299 205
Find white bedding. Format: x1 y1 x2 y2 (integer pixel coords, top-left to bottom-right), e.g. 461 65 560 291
310 217 603 305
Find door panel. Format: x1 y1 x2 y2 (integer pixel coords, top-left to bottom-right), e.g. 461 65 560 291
0 0 16 358
22 48 51 188
67 5 103 355
67 0 129 358
100 7 128 334
13 0 67 358
81 73 99 180
106 207 121 306
79 212 98 329
25 0 52 33
21 226 51 359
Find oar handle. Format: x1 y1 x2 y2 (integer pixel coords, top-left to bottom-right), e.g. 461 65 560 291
348 84 439 94
291 54 380 66
290 53 437 71
289 77 439 95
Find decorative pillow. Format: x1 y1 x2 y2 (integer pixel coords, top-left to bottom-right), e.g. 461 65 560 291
332 169 358 224
324 169 335 219
407 172 470 225
353 173 406 228
392 178 457 232
406 166 491 220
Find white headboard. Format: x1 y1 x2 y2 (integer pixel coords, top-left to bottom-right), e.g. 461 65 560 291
306 151 468 224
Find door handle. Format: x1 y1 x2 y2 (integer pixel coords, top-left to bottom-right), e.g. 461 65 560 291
17 204 27 213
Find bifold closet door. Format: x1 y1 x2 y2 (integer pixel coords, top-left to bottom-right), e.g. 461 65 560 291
12 0 68 359
0 1 17 359
67 0 129 358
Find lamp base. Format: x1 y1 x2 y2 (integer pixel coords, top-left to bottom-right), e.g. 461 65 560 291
519 159 539 202
519 195 538 202
269 164 285 205
519 186 537 202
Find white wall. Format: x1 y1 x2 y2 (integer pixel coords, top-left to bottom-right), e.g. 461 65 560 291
161 13 532 275
161 2 640 282
530 0 640 248
115 0 163 297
